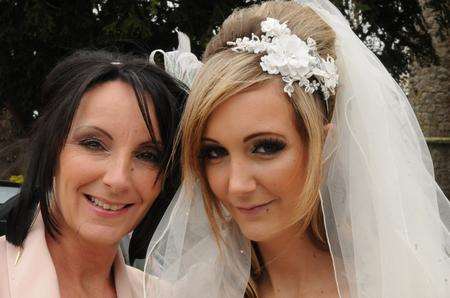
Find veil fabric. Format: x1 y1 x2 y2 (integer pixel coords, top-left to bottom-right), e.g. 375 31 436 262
149 30 202 89
143 184 251 297
144 1 450 297
302 1 450 297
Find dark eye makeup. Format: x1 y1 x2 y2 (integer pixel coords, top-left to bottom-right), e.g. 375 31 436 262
198 144 228 160
199 137 286 161
251 137 287 155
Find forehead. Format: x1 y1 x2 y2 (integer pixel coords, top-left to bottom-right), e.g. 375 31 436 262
76 81 140 119
204 80 297 139
71 80 160 140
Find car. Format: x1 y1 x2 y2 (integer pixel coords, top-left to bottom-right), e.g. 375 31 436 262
0 181 20 204
0 181 21 236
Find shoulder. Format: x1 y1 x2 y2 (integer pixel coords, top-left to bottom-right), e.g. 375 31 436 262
0 234 6 251
0 236 12 296
125 265 175 297
123 265 165 290
124 264 143 286
0 235 14 271
122 264 145 297
0 235 7 263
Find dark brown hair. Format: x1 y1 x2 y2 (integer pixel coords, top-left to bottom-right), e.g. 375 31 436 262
6 50 187 264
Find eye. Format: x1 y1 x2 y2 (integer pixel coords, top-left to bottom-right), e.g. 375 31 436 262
136 149 162 165
199 145 228 160
252 138 286 155
79 138 105 151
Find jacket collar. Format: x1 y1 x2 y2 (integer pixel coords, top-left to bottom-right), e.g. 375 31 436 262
7 213 60 298
6 213 136 297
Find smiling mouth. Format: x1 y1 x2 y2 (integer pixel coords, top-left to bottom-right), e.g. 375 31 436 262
237 200 274 212
85 195 132 212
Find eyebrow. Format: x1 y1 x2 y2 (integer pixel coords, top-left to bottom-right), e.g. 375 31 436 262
202 132 285 144
243 132 284 143
138 141 163 150
201 137 220 144
75 125 162 147
74 125 113 140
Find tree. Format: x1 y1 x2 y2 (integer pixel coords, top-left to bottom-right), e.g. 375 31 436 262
0 0 262 132
1 1 448 189
0 0 261 178
339 0 448 79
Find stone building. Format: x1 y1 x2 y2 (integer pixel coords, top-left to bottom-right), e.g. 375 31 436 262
409 0 449 197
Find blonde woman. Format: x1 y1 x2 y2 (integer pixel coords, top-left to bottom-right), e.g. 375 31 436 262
144 1 450 297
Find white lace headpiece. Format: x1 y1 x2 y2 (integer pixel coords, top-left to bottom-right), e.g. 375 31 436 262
227 17 338 102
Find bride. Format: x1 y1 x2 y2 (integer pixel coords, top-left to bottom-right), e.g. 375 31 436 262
145 0 450 297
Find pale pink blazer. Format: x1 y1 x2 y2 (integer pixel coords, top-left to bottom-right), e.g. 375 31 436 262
0 214 143 298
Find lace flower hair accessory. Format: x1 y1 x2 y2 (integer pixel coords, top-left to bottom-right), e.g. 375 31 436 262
227 17 338 101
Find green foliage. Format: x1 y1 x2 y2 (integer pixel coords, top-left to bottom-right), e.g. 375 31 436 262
0 0 261 130
0 0 446 131
343 0 447 78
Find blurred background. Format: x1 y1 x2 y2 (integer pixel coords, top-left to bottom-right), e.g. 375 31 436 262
0 0 449 197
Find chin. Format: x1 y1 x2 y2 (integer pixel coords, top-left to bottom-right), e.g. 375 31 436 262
238 223 274 243
76 224 128 246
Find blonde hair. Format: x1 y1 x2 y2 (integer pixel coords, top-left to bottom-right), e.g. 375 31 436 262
178 1 336 296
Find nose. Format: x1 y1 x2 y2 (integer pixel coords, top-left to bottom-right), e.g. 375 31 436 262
102 153 132 194
227 157 256 196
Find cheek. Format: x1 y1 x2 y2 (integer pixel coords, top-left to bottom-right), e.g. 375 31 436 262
133 168 162 207
57 148 100 195
204 163 228 202
54 149 102 226
260 150 306 203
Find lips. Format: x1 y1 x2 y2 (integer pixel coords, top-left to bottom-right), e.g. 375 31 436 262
237 200 274 211
85 195 132 212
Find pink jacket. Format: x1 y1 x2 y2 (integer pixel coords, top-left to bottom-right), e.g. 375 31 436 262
0 214 143 298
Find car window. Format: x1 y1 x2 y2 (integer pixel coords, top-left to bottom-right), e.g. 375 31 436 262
0 184 20 204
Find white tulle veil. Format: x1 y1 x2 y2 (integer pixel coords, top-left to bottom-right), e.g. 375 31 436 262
144 1 450 297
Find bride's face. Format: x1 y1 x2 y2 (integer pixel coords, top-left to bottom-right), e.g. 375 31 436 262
200 80 308 242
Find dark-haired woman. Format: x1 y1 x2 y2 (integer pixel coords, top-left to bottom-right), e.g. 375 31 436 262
0 50 186 297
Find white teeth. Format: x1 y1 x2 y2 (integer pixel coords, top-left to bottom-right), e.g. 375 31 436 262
88 196 126 211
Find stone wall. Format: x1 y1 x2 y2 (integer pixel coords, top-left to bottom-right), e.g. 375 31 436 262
411 0 450 197
409 64 450 197
429 142 450 197
409 65 449 137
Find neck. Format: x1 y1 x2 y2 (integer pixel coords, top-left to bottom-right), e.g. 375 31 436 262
256 224 336 297
45 226 118 294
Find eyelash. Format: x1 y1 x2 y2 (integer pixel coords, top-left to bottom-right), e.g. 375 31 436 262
79 138 162 165
199 138 286 161
135 149 162 165
198 145 227 160
251 138 286 155
79 137 105 151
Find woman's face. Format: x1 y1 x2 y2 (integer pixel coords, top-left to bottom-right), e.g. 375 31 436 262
201 80 308 242
54 80 162 246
